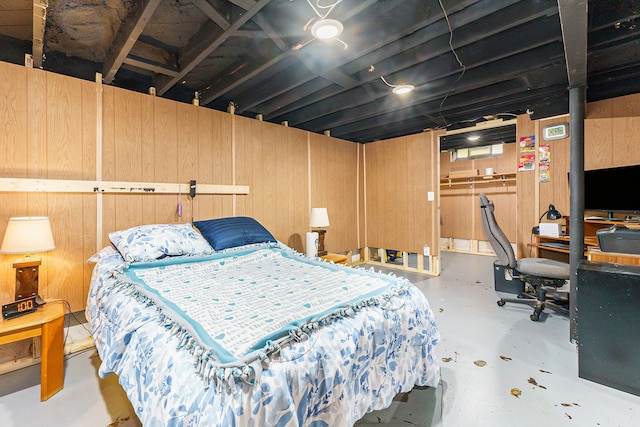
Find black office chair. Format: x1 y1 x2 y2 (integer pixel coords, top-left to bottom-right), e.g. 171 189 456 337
479 193 570 321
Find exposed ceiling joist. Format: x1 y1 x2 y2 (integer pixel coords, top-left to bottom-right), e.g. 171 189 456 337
193 0 230 31
2 0 637 143
123 56 179 77
102 0 162 84
247 0 519 119
156 0 271 96
31 0 46 68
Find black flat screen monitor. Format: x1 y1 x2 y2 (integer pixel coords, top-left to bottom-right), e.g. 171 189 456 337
584 165 640 217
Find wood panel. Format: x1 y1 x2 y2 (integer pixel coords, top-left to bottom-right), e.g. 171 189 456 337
80 79 97 301
364 132 435 255
584 118 613 170
193 108 234 221
440 136 518 242
310 133 359 253
44 72 86 308
0 62 28 305
612 95 640 166
537 117 570 219
234 117 311 252
153 97 178 224
516 114 537 258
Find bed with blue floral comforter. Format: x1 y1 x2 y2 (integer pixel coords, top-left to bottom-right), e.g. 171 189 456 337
87 241 440 426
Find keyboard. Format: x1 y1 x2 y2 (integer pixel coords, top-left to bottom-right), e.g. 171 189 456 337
539 242 570 250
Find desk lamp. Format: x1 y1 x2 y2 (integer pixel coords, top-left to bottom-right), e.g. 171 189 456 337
540 204 562 222
310 208 330 256
532 204 563 235
0 217 55 300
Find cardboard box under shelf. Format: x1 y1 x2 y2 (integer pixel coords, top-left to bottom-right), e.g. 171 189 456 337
493 261 525 294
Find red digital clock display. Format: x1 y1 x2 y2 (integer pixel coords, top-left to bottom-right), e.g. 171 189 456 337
2 296 38 319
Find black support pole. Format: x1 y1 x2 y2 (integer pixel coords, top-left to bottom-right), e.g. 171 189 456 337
569 85 586 343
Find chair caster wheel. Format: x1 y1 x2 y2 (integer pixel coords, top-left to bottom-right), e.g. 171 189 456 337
530 312 540 321
497 299 506 307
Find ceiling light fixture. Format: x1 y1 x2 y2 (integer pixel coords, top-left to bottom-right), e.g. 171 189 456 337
294 0 347 50
380 76 415 95
311 18 343 40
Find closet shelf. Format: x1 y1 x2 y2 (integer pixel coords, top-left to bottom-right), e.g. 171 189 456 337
440 173 516 188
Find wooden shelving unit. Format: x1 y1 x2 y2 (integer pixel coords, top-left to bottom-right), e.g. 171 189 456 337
440 172 516 188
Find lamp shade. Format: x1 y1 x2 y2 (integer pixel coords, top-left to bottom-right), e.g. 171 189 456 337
310 208 330 228
539 204 562 222
0 217 56 254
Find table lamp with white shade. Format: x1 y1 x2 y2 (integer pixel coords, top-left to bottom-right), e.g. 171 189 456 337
310 208 330 256
0 217 55 301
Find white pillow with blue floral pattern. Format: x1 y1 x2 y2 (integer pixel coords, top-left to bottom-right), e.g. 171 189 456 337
108 223 214 263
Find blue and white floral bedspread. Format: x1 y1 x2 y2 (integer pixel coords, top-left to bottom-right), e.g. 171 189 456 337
87 243 440 427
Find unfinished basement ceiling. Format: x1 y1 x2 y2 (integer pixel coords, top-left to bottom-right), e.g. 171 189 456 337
0 0 639 143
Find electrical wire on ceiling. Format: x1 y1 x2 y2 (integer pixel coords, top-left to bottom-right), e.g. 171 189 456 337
437 0 467 128
306 0 342 19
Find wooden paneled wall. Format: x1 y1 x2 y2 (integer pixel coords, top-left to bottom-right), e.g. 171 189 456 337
309 132 362 253
441 92 640 258
364 132 439 256
2 57 639 313
234 116 311 253
585 94 640 169
0 62 97 310
0 61 362 311
440 141 518 242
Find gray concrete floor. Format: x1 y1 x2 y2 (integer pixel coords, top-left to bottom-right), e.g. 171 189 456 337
1 252 639 426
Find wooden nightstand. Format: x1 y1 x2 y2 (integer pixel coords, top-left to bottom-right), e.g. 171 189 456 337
320 253 349 265
0 300 65 401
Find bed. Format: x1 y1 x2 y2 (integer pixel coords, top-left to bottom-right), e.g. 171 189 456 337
86 217 440 426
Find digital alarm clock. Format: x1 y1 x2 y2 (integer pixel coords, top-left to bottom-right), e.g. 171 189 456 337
2 295 38 320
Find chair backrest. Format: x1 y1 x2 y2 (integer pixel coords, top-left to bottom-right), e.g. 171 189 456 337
479 193 517 269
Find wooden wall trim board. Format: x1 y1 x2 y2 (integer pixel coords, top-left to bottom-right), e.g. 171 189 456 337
0 178 249 195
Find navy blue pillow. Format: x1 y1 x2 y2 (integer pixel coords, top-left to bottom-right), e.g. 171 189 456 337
193 216 276 251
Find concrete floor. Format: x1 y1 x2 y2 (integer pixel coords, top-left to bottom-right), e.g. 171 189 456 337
1 251 639 426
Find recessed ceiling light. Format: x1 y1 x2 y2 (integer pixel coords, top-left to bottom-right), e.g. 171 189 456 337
467 135 480 141
311 19 343 40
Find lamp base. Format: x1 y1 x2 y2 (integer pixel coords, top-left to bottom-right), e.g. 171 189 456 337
14 259 40 301
316 229 327 256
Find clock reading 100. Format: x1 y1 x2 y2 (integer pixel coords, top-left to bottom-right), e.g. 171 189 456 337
18 299 34 312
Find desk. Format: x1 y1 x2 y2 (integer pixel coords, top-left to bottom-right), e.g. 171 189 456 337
528 235 597 262
527 217 624 260
588 248 640 265
0 300 65 401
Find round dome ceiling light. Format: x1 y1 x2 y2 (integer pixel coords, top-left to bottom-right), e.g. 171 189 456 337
311 19 344 40
391 84 415 95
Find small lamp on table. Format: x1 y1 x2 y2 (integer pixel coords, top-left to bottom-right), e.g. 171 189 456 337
1 217 56 301
310 208 330 256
